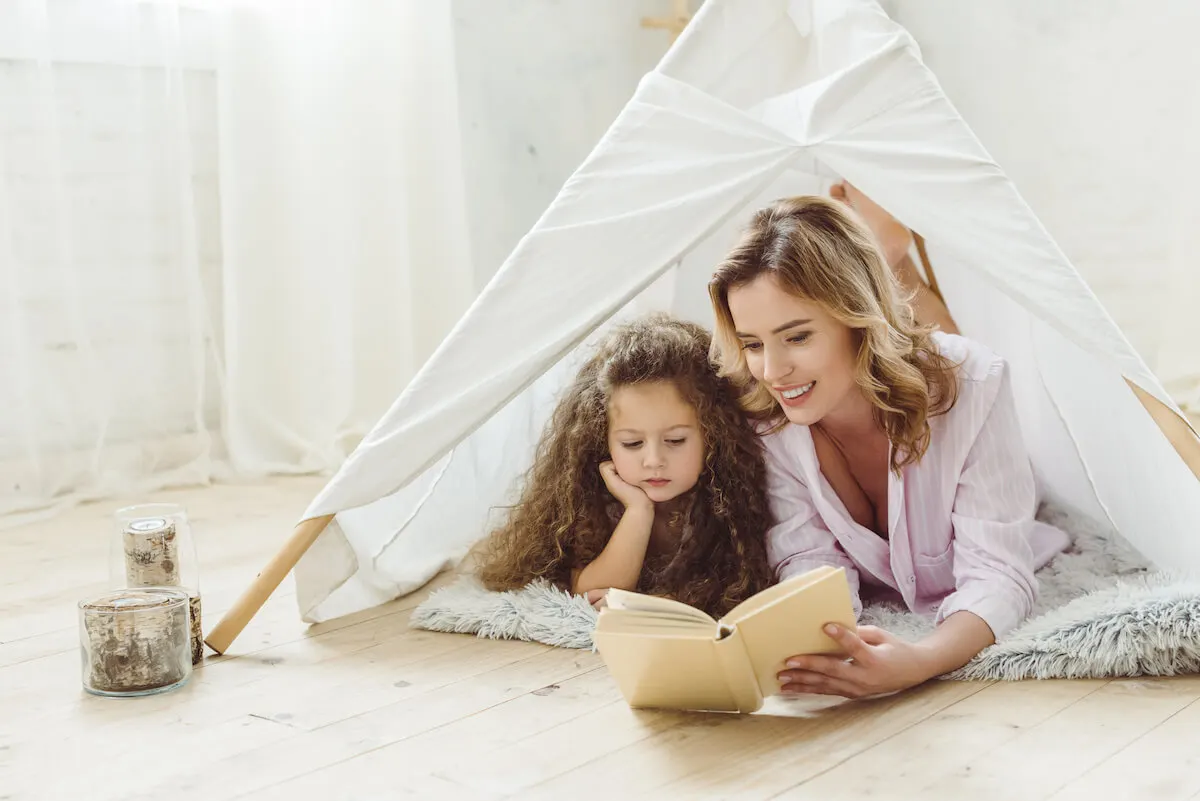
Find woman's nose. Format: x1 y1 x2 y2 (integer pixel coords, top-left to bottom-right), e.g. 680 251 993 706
762 346 793 384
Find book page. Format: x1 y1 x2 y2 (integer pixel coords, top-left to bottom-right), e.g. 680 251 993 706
603 588 716 625
593 630 743 713
593 609 716 635
726 567 858 697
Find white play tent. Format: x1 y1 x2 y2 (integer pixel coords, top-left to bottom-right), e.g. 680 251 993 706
206 0 1200 652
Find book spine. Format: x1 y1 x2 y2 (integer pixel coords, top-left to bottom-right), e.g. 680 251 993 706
713 629 764 714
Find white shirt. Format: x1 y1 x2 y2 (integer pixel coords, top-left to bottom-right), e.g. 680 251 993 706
761 332 1070 638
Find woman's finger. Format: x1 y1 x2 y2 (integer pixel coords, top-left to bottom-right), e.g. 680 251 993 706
811 623 873 664
854 625 893 646
779 674 864 699
778 654 856 684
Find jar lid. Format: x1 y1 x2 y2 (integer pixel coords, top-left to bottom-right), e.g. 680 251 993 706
79 588 188 612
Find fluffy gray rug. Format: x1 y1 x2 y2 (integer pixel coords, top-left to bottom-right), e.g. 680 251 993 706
411 506 1200 680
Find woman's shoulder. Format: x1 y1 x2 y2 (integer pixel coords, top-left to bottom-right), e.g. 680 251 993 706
929 332 1012 431
754 417 811 458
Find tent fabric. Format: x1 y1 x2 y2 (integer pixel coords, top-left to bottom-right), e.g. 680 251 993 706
291 0 1200 624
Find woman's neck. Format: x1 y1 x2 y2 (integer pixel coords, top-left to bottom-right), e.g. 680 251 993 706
813 386 884 447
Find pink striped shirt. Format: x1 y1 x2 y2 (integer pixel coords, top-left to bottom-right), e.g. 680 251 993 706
761 332 1070 639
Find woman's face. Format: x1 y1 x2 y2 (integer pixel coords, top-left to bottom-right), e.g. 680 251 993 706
726 273 860 427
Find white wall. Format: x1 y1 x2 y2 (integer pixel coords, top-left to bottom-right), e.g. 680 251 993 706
891 0 1200 407
452 0 671 286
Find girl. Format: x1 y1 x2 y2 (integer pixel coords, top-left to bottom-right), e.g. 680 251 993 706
473 313 773 618
707 191 1070 698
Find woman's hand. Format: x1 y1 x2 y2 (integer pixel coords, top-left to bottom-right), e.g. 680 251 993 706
776 623 936 699
599 461 653 510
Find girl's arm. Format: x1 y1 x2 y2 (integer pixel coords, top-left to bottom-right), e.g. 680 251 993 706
571 461 655 596
572 504 655 595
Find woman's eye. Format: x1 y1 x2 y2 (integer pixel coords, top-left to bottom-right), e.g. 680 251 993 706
788 332 811 344
741 341 762 352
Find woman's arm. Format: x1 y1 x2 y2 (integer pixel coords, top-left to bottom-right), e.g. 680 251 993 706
763 432 865 614
934 359 1041 639
912 610 996 675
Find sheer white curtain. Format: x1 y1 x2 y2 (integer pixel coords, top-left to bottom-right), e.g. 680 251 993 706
0 0 472 522
217 0 473 474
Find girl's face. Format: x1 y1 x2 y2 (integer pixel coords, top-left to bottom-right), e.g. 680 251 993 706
726 273 860 427
607 381 705 504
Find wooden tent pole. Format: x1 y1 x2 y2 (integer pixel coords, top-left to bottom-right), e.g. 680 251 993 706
913 232 945 303
203 513 335 654
1127 381 1200 481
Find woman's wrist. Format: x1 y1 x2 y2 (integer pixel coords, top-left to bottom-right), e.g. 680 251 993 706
912 611 996 679
908 640 952 683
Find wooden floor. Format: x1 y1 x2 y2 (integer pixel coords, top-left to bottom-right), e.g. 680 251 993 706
4 478 1200 801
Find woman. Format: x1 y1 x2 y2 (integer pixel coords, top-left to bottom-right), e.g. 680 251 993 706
707 186 1070 699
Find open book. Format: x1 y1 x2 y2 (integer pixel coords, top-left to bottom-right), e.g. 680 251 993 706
592 565 857 713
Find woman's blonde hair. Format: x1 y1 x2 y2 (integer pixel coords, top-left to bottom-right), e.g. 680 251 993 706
708 195 959 471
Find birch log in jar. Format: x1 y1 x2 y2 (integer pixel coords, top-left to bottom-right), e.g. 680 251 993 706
122 517 180 587
111 503 205 665
78 588 192 697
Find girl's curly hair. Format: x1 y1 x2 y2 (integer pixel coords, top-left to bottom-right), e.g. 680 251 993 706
473 313 773 618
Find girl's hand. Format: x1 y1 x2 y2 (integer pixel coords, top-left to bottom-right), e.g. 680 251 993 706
599 461 653 510
776 624 935 699
585 588 610 609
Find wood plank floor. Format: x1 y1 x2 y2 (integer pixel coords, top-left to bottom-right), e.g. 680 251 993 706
3 477 1200 801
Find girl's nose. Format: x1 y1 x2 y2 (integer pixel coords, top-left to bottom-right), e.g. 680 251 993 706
643 444 666 469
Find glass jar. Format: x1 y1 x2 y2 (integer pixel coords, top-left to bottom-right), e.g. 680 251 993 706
78 587 192 697
110 503 203 664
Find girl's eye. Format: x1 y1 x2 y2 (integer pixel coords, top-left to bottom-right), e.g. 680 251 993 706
665 438 686 446
620 441 643 449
